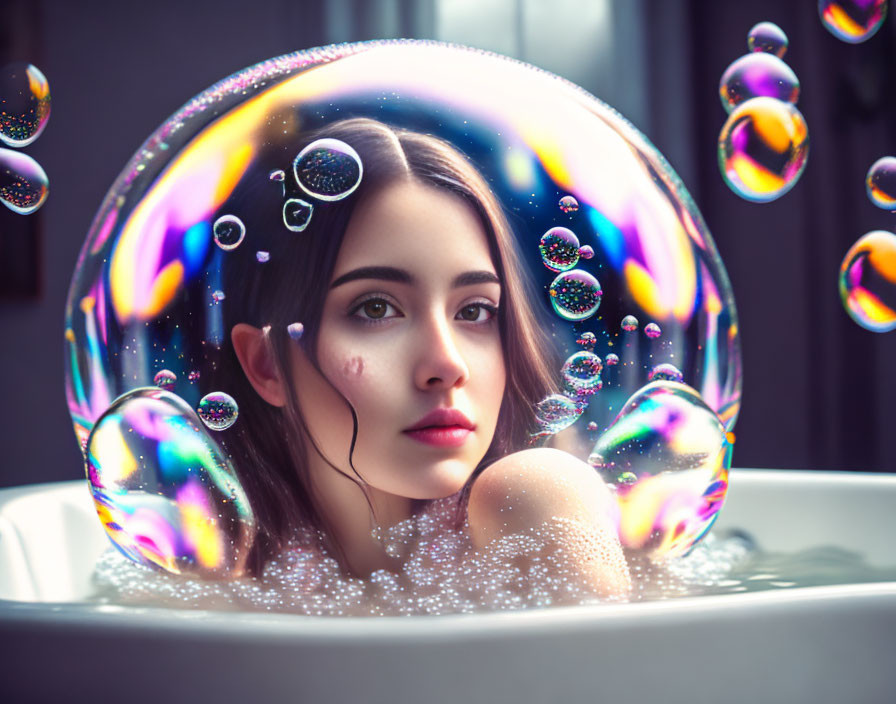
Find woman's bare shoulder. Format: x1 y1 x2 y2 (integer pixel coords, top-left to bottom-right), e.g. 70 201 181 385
467 447 617 550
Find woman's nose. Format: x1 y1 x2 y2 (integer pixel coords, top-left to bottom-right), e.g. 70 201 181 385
414 314 470 391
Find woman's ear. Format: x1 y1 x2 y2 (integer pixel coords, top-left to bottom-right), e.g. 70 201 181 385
231 323 287 408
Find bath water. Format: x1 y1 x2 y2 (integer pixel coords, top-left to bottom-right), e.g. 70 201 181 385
88 491 896 616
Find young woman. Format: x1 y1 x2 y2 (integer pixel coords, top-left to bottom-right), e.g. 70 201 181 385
214 117 629 598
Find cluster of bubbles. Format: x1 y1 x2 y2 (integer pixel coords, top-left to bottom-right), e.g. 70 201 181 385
839 159 896 331
819 0 888 43
718 22 808 203
0 62 50 214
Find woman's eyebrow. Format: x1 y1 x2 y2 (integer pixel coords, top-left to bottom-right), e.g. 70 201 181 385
330 266 500 289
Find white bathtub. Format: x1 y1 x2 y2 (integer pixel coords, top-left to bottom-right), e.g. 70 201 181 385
1 469 894 703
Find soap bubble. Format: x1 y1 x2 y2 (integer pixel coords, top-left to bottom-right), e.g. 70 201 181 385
648 363 683 383
561 350 603 396
0 147 48 214
283 198 313 232
718 53 799 113
590 381 731 560
269 169 285 182
188 370 200 382
558 195 579 213
747 22 789 57
65 41 742 522
819 0 888 43
587 421 598 432
621 315 639 332
287 322 304 340
839 230 896 332
211 290 226 303
576 331 596 349
153 369 177 391
85 387 255 577
539 226 580 272
294 138 362 201
197 391 239 430
549 269 602 321
718 97 808 203
0 62 50 147
644 322 662 338
256 250 270 263
578 245 594 259
866 157 896 210
605 353 619 366
534 394 585 436
213 214 246 251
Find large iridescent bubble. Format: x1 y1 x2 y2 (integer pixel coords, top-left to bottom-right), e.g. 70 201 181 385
65 41 742 568
839 230 896 332
819 0 888 43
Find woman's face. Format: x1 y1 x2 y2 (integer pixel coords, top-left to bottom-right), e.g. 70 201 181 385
290 178 507 499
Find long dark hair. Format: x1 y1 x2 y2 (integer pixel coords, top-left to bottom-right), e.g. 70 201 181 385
210 118 560 575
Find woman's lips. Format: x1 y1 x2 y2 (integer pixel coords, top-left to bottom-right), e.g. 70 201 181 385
402 425 472 447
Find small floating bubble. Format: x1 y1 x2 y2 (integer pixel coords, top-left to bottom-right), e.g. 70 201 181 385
747 21 789 57
293 138 362 201
819 0 888 43
269 169 285 182
548 269 601 321
866 157 896 210
256 250 270 263
621 315 639 332
153 369 177 391
0 62 50 147
197 391 239 430
587 421 598 432
539 226 580 272
648 363 683 382
283 198 313 232
718 53 799 113
561 351 603 396
718 97 808 203
578 245 594 260
644 322 662 339
213 215 246 251
188 370 200 382
605 353 619 366
558 195 579 213
576 331 596 349
617 471 638 486
287 322 304 340
0 147 48 214
534 394 584 435
839 230 896 332
212 290 226 303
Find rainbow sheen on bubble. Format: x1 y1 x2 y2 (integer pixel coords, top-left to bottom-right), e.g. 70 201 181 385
718 97 808 203
558 195 579 213
539 226 580 272
866 157 896 210
819 0 888 43
648 363 683 383
0 62 50 147
747 21 789 57
589 381 731 560
576 331 596 349
534 394 585 436
283 197 313 232
0 147 48 214
256 250 270 263
64 41 742 531
644 322 662 339
621 315 639 332
197 391 239 430
578 245 594 260
561 351 603 396
294 138 362 201
85 387 255 576
718 53 799 113
549 269 602 321
605 353 619 366
839 230 896 332
153 369 177 391
213 214 246 251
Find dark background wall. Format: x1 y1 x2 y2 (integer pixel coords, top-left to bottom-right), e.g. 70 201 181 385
1 0 894 488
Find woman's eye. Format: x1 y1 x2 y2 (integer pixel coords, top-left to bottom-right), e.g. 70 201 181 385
352 298 398 322
457 303 497 322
